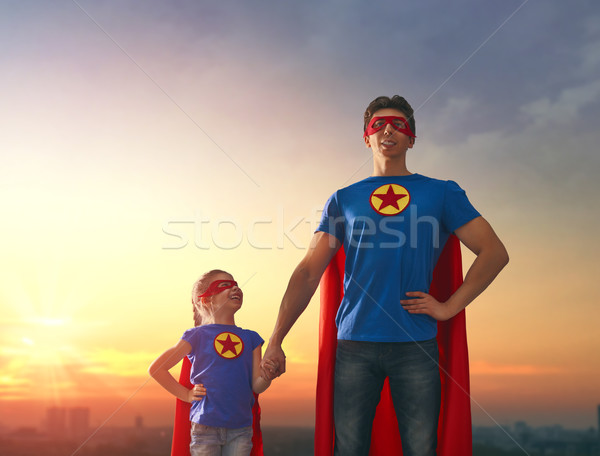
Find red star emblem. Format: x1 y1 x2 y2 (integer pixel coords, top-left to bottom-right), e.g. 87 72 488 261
213 332 244 359
374 185 407 210
369 184 411 216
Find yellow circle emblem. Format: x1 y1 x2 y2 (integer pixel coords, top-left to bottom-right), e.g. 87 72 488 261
213 332 244 359
369 184 410 216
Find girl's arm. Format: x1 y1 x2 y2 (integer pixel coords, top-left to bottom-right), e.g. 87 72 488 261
148 339 206 403
252 345 272 394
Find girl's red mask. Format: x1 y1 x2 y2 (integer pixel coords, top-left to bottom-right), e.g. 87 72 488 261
198 280 238 298
364 116 416 138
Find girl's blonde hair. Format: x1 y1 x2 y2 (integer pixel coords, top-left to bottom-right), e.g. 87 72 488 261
191 269 231 326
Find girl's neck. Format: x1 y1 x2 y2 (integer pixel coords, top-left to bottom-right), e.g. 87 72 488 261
213 314 236 326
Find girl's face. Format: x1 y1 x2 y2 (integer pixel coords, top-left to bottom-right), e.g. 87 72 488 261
204 272 243 313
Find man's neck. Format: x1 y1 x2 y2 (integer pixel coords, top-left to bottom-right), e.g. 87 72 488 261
372 159 411 177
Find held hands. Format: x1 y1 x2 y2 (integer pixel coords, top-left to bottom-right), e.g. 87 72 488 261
261 359 278 380
400 292 456 321
186 384 207 403
260 343 286 381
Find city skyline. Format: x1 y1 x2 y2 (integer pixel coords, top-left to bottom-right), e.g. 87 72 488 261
2 404 599 435
0 405 598 456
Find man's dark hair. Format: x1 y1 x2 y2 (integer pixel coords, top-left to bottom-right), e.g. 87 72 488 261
363 95 416 137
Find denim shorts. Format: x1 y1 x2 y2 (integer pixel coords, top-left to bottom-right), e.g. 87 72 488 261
190 423 253 456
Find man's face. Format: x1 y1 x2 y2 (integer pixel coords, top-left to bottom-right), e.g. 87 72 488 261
364 114 415 139
364 108 415 157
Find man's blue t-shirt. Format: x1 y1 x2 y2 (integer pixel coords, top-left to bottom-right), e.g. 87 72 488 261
316 174 480 342
181 324 263 428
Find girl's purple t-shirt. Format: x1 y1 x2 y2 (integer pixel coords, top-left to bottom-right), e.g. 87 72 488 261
182 324 263 428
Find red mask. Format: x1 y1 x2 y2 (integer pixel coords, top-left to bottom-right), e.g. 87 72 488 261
363 116 416 138
198 280 238 298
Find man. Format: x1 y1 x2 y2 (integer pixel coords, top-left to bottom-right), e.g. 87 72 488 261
261 95 509 455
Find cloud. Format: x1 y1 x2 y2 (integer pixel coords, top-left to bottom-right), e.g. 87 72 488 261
520 79 600 127
83 348 162 377
0 375 33 400
0 338 156 401
580 38 600 73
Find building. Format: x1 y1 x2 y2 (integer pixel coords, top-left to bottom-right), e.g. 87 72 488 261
45 407 90 442
68 407 90 441
46 407 67 440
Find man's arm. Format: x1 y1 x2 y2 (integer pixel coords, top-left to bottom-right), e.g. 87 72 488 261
401 216 509 321
262 231 341 378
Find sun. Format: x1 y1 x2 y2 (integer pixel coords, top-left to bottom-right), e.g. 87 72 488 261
0 269 90 403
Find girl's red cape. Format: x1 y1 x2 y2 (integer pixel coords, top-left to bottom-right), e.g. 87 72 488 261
315 235 472 455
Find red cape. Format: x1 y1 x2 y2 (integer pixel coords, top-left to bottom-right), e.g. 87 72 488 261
315 235 472 455
170 356 264 456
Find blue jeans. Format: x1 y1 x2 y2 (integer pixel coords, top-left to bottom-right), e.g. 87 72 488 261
334 339 441 456
190 423 253 456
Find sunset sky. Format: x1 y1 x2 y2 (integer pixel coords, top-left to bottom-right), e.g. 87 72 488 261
1 0 599 435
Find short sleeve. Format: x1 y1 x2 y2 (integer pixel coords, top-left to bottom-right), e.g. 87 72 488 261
249 331 264 351
442 180 481 233
316 192 345 243
181 327 199 347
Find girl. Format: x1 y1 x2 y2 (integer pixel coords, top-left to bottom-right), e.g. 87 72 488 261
149 269 275 456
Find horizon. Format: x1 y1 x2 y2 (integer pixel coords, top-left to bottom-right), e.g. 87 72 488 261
1 375 599 432
1 402 599 434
